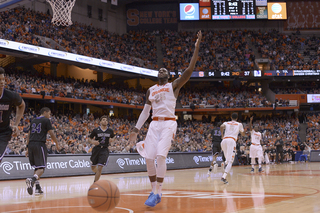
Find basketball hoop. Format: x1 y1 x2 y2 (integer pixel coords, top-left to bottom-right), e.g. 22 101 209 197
46 0 76 26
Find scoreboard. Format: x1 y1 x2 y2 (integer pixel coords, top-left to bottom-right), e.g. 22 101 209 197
169 70 320 78
179 1 286 21
211 0 255 20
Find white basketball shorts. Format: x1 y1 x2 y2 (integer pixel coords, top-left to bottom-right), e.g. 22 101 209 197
221 138 236 162
143 120 177 159
250 145 263 158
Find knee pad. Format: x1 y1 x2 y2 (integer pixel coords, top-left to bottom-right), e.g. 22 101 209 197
156 155 167 178
146 158 156 177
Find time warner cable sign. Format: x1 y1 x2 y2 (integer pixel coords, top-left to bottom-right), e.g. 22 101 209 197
0 39 158 78
0 153 213 180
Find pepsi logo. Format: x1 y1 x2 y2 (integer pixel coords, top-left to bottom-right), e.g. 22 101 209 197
184 4 195 15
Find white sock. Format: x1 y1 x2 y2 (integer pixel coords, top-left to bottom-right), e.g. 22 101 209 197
34 174 39 180
151 182 156 193
222 172 227 179
156 182 163 195
252 165 255 169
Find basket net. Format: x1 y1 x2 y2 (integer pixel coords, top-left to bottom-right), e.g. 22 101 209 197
46 0 76 26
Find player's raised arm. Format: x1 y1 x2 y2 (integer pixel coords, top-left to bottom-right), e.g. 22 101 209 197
172 31 202 90
249 116 253 132
129 89 151 144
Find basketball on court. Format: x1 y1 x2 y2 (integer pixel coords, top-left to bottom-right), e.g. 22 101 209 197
87 180 120 212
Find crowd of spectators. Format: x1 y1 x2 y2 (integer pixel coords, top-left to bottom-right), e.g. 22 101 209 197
270 81 320 94
160 30 255 72
250 29 320 70
6 68 146 105
305 112 320 150
178 87 272 108
0 7 158 69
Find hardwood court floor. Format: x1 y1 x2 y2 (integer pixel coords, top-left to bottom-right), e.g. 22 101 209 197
1 162 320 213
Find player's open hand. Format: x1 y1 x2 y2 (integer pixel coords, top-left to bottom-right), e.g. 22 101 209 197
91 137 100 146
195 31 202 48
12 125 19 137
128 131 138 146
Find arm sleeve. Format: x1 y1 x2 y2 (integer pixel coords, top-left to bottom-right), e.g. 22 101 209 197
135 104 151 130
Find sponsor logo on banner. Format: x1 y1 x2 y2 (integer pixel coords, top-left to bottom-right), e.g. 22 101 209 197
256 0 267 6
185 4 195 15
180 3 199 20
121 65 134 71
268 3 287 20
19 45 40 53
0 160 91 175
116 157 174 169
99 61 115 68
140 69 152 75
193 155 213 165
76 56 93 63
200 7 211 20
0 161 14 174
48 51 67 58
0 40 9 46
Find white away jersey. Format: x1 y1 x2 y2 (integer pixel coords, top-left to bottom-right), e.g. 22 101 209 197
223 121 244 141
148 82 176 118
251 130 262 145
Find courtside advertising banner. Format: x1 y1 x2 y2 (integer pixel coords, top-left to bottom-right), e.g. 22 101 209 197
307 94 320 103
267 2 287 20
0 153 213 180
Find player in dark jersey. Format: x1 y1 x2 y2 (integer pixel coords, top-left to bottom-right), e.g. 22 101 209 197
207 123 225 176
88 115 115 182
25 107 60 195
0 67 25 163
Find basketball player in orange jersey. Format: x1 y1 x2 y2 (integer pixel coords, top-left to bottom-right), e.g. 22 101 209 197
220 113 245 184
129 31 202 207
249 116 263 173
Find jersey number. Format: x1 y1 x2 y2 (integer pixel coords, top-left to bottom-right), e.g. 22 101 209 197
214 129 221 136
101 137 106 144
31 123 42 133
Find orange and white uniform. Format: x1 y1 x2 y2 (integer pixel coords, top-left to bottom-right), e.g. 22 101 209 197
143 83 177 159
221 121 244 162
250 130 263 158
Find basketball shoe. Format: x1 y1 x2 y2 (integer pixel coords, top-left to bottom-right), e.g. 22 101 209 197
35 183 44 195
145 193 161 207
251 168 254 173
26 178 35 195
221 178 228 184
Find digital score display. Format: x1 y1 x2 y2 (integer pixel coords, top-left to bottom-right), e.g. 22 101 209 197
211 0 255 20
